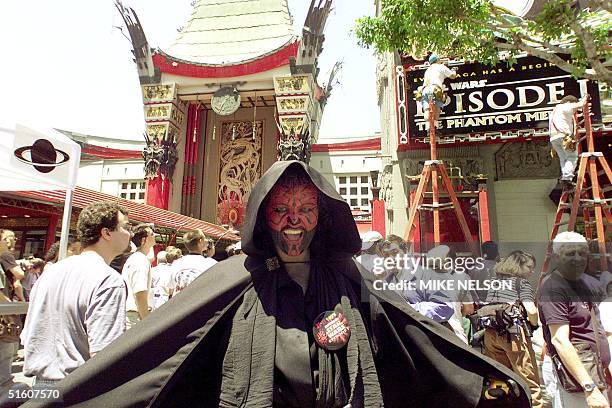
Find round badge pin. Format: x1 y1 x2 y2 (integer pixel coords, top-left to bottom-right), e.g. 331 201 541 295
313 310 351 351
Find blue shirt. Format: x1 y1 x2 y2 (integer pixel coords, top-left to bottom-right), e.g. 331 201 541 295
393 267 455 322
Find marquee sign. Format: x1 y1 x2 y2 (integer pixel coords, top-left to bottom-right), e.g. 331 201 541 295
402 56 601 141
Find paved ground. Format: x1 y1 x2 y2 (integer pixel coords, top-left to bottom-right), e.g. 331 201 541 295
11 348 33 388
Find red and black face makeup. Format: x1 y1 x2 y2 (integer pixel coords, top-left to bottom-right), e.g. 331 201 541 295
265 174 319 257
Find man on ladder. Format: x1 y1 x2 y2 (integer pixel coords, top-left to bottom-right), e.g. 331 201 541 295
421 54 457 132
405 54 479 256
549 95 588 189
539 92 611 284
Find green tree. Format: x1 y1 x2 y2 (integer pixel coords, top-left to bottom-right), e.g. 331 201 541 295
355 0 611 85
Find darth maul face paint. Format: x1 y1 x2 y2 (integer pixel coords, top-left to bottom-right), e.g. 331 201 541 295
265 175 319 257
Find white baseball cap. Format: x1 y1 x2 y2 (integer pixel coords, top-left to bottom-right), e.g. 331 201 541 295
360 231 383 251
426 245 450 260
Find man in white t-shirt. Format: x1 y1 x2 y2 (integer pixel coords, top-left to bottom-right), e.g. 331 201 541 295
122 224 156 329
421 54 457 131
21 201 131 383
549 94 587 187
149 250 167 308
171 230 217 296
150 246 182 309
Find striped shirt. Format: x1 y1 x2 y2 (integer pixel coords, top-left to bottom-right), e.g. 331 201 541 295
486 276 535 304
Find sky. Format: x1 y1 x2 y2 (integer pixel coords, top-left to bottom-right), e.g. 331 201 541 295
0 0 379 141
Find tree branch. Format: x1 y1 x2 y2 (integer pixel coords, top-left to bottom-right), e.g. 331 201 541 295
585 0 612 13
355 0 611 84
570 20 612 84
515 32 575 55
491 3 610 84
488 7 575 55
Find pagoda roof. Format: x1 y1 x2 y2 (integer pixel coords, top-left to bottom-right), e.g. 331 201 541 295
159 0 297 67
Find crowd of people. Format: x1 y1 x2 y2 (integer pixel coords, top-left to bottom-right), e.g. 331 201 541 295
0 204 226 398
357 231 611 408
12 161 529 407
0 161 607 407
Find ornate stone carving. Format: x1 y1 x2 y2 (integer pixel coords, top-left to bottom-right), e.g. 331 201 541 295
376 52 388 105
217 121 263 223
211 87 241 116
495 141 558 179
277 113 312 162
144 104 184 126
278 132 311 163
171 105 184 126
115 1 158 84
141 80 181 194
144 104 172 121
379 165 394 209
274 75 313 95
145 122 179 143
279 115 309 136
142 84 176 103
146 123 168 141
143 133 177 181
404 159 421 178
277 96 311 114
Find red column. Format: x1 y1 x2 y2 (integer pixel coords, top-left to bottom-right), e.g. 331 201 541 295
45 214 59 251
146 172 170 210
371 199 386 238
478 186 491 243
409 190 422 253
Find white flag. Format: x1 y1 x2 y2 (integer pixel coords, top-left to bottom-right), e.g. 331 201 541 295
0 124 81 191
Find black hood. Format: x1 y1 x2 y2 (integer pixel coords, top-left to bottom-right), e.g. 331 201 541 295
241 160 361 259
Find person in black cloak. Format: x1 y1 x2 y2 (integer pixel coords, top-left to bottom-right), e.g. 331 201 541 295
22 161 530 408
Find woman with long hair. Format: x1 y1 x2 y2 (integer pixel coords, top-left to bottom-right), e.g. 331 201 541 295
483 250 543 408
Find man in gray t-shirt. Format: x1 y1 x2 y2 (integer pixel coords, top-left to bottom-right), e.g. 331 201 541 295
21 201 131 382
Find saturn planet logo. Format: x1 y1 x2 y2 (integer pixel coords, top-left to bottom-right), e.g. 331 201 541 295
14 139 70 174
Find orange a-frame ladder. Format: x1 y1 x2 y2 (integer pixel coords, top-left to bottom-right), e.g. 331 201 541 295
540 96 611 278
403 100 479 255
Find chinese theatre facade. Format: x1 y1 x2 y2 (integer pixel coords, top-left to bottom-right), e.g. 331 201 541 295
116 0 333 229
377 52 609 257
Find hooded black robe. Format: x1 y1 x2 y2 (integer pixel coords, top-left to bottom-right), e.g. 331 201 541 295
23 161 530 408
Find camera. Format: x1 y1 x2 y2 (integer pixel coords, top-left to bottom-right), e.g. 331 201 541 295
470 329 486 347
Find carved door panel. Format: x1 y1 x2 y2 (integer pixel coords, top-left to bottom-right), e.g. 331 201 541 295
216 121 264 226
